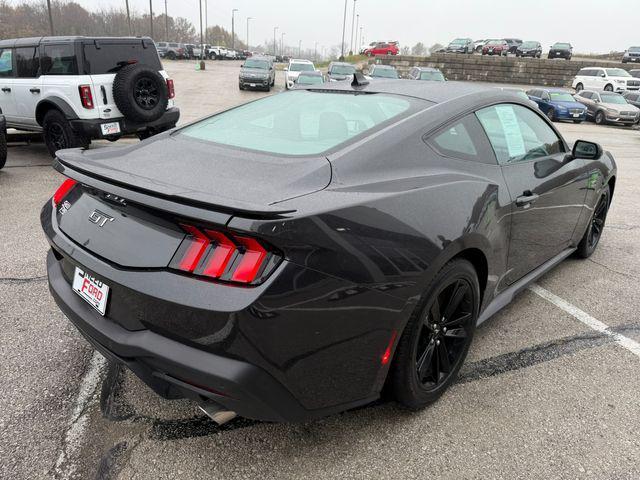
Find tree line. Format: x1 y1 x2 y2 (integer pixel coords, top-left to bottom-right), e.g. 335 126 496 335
0 0 246 49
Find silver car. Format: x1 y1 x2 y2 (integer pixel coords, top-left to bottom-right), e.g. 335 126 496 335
575 90 640 125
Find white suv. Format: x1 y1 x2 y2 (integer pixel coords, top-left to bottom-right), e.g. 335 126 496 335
572 67 640 93
284 59 316 89
0 36 179 156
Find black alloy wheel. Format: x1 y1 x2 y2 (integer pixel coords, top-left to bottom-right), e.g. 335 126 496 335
414 279 474 388
134 78 159 110
576 185 610 258
389 259 479 409
42 109 89 157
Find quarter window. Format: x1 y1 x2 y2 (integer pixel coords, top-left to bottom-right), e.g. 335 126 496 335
15 47 39 78
475 104 564 164
428 114 496 164
41 44 77 75
0 48 12 77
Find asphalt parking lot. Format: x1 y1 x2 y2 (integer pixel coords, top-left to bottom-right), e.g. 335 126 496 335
1 59 639 480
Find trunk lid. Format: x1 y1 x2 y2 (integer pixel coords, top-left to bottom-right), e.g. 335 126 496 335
55 133 331 215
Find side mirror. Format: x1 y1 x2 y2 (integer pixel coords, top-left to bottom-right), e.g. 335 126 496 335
571 140 603 161
600 73 606 77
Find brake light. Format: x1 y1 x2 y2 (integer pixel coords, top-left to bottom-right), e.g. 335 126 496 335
52 178 78 206
78 85 94 109
170 225 279 285
166 78 175 99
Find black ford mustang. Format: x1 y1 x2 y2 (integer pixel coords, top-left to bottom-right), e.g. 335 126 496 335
42 78 616 424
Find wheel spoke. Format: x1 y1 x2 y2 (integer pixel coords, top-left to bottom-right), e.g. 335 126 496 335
437 340 451 373
443 280 468 320
416 341 435 380
429 297 441 324
442 312 471 328
444 327 467 339
432 344 440 385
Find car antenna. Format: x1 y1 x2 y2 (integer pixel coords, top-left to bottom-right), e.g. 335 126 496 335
351 72 369 88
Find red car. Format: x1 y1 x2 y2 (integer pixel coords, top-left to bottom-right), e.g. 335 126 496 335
482 39 509 56
364 42 399 56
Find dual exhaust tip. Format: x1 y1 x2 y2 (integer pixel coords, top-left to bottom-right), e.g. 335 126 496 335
198 402 237 425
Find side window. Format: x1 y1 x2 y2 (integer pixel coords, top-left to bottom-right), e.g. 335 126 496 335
580 92 592 99
41 44 77 75
427 114 496 164
577 69 587 76
475 104 565 165
15 47 39 78
0 48 13 77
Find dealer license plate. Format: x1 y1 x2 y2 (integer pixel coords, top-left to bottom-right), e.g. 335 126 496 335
72 267 109 316
572 113 580 118
100 122 121 135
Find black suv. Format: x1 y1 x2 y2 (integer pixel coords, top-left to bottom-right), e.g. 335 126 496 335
0 36 180 156
548 42 573 60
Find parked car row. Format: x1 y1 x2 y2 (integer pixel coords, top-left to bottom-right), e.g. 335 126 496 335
156 42 251 61
444 38 573 60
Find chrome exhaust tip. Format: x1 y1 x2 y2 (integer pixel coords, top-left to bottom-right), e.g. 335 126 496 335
198 402 237 425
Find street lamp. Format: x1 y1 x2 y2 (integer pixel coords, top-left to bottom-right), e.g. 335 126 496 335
354 14 359 54
246 17 253 50
314 41 318 62
281 32 286 58
349 0 357 55
340 0 347 60
273 26 279 56
231 8 238 50
298 40 302 58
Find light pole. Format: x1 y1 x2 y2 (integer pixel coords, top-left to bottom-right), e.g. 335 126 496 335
354 14 359 53
360 26 364 51
125 0 132 35
340 0 347 60
149 0 153 39
246 17 253 50
298 40 301 57
164 0 168 41
204 0 208 44
281 32 286 57
314 41 318 62
349 0 357 55
273 26 279 57
198 0 205 69
231 9 238 50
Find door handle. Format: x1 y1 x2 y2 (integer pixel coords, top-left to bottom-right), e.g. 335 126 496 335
29 88 41 93
516 190 539 206
1 87 10 92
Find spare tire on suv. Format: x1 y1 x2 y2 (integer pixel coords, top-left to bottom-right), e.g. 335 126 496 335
112 64 169 123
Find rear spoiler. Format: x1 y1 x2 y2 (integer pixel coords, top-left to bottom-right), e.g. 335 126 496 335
53 157 296 222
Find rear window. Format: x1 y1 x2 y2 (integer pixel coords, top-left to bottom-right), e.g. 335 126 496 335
180 91 414 155
82 42 161 74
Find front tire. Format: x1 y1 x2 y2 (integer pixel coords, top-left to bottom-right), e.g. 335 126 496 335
576 185 610 258
0 121 6 169
389 259 479 409
604 84 614 92
42 109 89 157
575 82 584 92
595 111 606 125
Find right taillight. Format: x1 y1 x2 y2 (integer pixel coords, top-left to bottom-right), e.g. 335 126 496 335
52 178 78 206
166 78 175 99
170 225 280 285
78 85 94 109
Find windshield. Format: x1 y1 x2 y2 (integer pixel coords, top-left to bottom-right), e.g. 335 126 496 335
180 91 413 155
549 92 576 102
419 71 445 81
600 94 627 105
521 42 538 48
290 63 315 72
629 47 640 53
330 64 356 75
297 75 324 85
606 68 631 77
450 39 467 45
488 41 505 46
371 67 398 79
244 59 269 69
552 43 570 49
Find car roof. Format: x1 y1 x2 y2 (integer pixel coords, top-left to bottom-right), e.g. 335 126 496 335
0 36 153 48
372 64 395 69
298 71 323 76
301 78 505 104
329 62 353 67
289 58 312 63
415 67 441 72
540 88 574 93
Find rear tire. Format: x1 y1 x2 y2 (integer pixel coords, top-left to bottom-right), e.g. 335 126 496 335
0 121 6 169
42 109 89 157
112 64 169 123
576 185 610 258
389 259 479 409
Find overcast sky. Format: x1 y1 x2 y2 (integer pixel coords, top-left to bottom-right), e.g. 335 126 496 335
31 0 640 53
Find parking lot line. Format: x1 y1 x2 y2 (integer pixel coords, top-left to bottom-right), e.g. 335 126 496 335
529 284 640 358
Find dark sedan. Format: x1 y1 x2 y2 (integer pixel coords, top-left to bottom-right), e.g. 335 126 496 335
42 80 616 424
548 42 572 60
516 41 542 58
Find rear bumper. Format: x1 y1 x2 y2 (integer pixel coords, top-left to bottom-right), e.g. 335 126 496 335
69 107 180 139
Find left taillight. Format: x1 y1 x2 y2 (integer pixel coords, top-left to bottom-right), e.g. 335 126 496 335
170 224 280 285
78 85 94 109
166 78 175 99
52 178 78 206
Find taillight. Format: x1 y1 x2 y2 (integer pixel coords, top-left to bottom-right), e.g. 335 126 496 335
166 78 175 99
78 85 94 109
52 178 78 206
170 225 280 285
